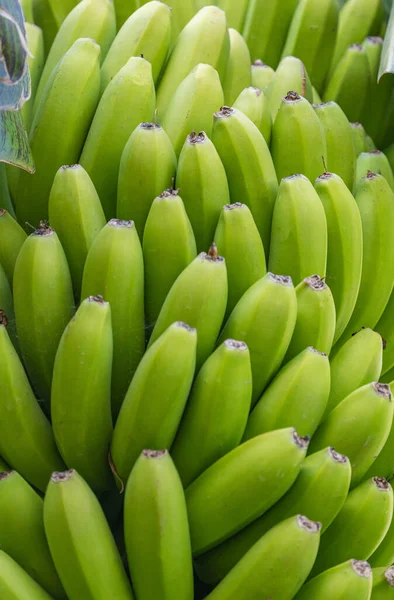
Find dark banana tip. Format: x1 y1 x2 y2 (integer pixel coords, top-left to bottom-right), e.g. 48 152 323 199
308 347 327 358
268 272 293 286
0 208 7 216
142 449 167 459
0 471 14 481
159 188 179 198
60 164 80 171
373 382 391 400
317 172 335 180
385 566 394 587
201 243 224 263
108 218 134 228
88 295 106 304
284 90 301 102
224 339 248 351
0 310 8 327
224 202 244 211
252 59 266 67
175 322 196 334
214 106 234 118
328 448 348 464
139 122 161 130
349 43 363 51
33 222 53 236
304 274 327 291
292 430 310 449
188 131 206 144
297 515 321 533
351 560 371 578
373 476 391 491
366 36 383 45
366 170 378 180
51 470 75 483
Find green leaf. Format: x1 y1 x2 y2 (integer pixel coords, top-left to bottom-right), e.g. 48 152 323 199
379 0 394 80
0 110 35 173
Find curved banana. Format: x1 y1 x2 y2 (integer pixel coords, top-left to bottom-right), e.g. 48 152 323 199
217 0 248 32
371 566 394 597
31 0 58 55
113 0 140 29
376 293 394 376
222 28 251 107
351 121 368 155
0 209 27 285
355 151 394 192
295 560 373 599
0 550 53 600
250 59 275 91
369 499 394 568
233 86 272 145
264 55 313 120
47 0 79 27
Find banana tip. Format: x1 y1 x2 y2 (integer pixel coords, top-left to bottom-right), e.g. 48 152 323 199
33 222 53 236
351 560 371 578
0 310 8 327
385 566 394 587
373 382 391 400
188 131 206 144
108 218 134 229
328 448 348 464
297 515 321 533
0 471 13 481
305 274 327 291
373 476 390 491
51 470 74 483
142 449 167 459
292 430 310 449
268 273 293 286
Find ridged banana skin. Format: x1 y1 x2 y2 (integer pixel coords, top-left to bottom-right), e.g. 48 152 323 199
216 0 248 32
147 249 228 370
204 515 321 600
34 0 116 113
250 60 275 92
242 0 299 68
81 219 144 418
0 209 27 285
268 175 328 285
313 102 356 190
308 383 394 488
186 427 309 556
218 272 297 405
143 189 197 328
124 450 194 600
222 29 251 107
14 38 101 229
295 559 373 600
161 63 224 157
0 550 53 600
0 319 65 492
244 347 330 439
309 477 393 578
156 6 229 118
176 131 230 254
370 500 394 568
0 269 16 351
111 322 197 483
113 0 140 30
22 23 45 132
212 107 278 255
281 0 339 93
48 165 106 301
376 292 394 376
214 202 266 319
271 93 327 183
233 87 272 145
314 173 363 342
351 121 369 156
264 55 314 120
47 0 78 27
13 225 74 402
117 122 177 237
43 470 134 600
32 0 58 55
101 1 171 89
324 328 383 417
0 471 65 599
171 340 252 487
80 56 155 220
371 566 394 598
355 151 394 193
195 447 351 586
336 173 394 347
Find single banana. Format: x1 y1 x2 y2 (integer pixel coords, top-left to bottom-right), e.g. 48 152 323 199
22 23 45 132
47 0 79 27
217 0 248 32
117 122 177 237
111 321 197 483
371 566 394 598
32 0 58 56
366 134 378 151
222 28 251 107
165 0 195 46
264 55 314 120
176 131 230 253
0 165 15 217
20 0 34 22
355 151 394 192
113 0 140 30
363 377 394 483
80 56 156 220
233 86 272 145
250 59 275 91
124 450 193 600
185 427 309 556
0 209 27 285
0 276 16 352
43 470 134 599
376 293 394 376
370 499 394 568
295 559 373 600
81 219 144 418
0 550 53 600
351 121 369 155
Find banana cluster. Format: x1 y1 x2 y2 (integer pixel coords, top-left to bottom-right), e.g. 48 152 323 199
1 0 394 598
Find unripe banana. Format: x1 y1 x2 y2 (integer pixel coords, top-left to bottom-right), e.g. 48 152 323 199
0 209 27 285
195 447 351 586
101 1 171 89
214 202 266 318
385 143 394 173
0 273 16 351
233 86 272 145
370 501 394 568
250 59 275 91
355 151 394 192
111 321 197 483
14 38 101 228
217 0 248 32
148 245 227 370
164 0 195 46
44 469 134 599
80 56 155 220
212 106 278 255
13 224 74 402
351 121 369 155
0 313 65 491
0 550 53 600
186 427 309 556
376 293 394 376
312 86 323 103
117 122 177 236
372 566 394 598
162 63 224 157
281 0 339 93
124 450 193 600
171 339 252 487
314 172 363 342
113 0 140 29
32 0 58 55
295 559 373 600
47 0 78 27
0 471 65 598
156 6 229 118
0 165 15 217
378 91 394 153
366 133 378 151
81 219 144 418
222 28 251 107
22 23 44 132
264 55 314 120
21 0 34 22
309 476 393 578
143 189 197 328
308 383 394 487
176 131 230 253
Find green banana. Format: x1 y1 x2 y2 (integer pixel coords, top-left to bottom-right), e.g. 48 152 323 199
0 209 27 285
233 86 272 145
372 566 394 598
14 37 101 228
295 560 373 600
222 28 251 107
81 219 144 418
312 86 323 103
214 202 266 319
165 0 195 46
0 273 15 351
308 383 394 487
0 313 65 492
161 63 224 157
80 56 155 220
264 55 314 120
176 130 230 253
250 59 275 91
113 0 140 30
378 90 394 153
351 121 369 155
47 0 79 27
268 175 328 285
48 164 106 301
385 143 394 173
366 134 378 152
370 499 394 568
217 0 248 32
355 151 394 192
171 339 252 487
186 427 309 556
0 471 65 598
314 172 363 342
0 550 53 600
44 470 134 599
211 106 278 255
143 188 197 328
101 1 171 89
376 292 394 376
13 224 74 402
147 245 228 370
111 321 197 483
124 450 193 600
117 122 177 237
20 0 34 22
281 0 339 93
0 165 15 218
32 0 58 56
22 23 45 132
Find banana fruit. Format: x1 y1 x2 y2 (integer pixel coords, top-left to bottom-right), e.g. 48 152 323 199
295 560 373 600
